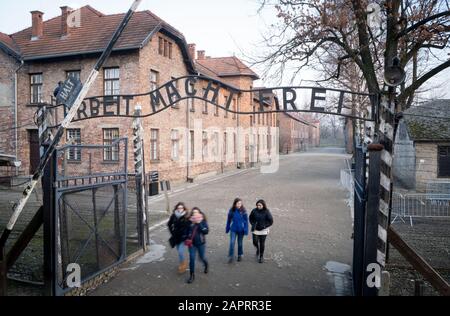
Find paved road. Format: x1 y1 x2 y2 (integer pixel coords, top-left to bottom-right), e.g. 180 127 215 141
90 148 354 296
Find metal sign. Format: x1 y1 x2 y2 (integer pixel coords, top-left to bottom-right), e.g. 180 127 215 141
56 77 83 109
52 75 377 122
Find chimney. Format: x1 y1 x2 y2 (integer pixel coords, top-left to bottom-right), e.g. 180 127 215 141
197 50 205 60
187 43 196 60
60 6 72 37
31 11 44 40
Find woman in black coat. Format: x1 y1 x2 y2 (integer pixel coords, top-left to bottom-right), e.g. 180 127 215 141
168 202 191 274
249 199 273 263
185 207 209 284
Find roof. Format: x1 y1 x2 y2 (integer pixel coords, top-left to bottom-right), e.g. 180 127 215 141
0 32 21 60
195 56 259 80
1 6 195 72
194 61 240 90
403 99 450 141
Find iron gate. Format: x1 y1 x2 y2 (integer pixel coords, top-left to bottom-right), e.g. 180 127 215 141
352 145 367 296
53 138 128 295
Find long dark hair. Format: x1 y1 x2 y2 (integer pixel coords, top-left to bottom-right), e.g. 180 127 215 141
173 202 189 217
191 207 207 222
231 198 245 212
256 199 268 211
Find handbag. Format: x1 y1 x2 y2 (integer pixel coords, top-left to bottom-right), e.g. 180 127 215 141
168 236 176 248
184 225 198 248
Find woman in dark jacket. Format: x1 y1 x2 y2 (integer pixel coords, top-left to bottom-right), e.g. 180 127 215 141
168 202 191 274
185 207 209 284
249 199 273 263
225 198 249 263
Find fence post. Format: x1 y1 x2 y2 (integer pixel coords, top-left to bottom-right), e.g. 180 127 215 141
133 105 147 251
42 143 56 296
0 246 6 296
375 92 397 269
363 144 383 296
414 280 424 296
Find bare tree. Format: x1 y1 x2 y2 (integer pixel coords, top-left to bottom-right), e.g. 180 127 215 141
255 0 450 111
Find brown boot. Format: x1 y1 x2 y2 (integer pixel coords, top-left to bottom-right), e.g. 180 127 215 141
178 260 188 274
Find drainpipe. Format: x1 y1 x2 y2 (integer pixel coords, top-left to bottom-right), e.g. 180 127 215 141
236 94 241 169
14 60 24 176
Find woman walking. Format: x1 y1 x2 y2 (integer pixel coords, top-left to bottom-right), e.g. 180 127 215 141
168 202 191 274
185 207 209 284
225 198 249 263
249 200 273 263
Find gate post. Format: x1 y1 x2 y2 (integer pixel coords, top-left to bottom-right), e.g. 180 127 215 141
42 143 57 296
133 105 148 251
0 246 6 296
363 144 383 296
375 92 397 269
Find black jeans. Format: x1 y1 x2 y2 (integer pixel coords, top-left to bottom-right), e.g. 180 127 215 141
252 234 267 258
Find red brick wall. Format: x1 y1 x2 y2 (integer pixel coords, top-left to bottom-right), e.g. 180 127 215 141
0 51 19 158
13 32 264 183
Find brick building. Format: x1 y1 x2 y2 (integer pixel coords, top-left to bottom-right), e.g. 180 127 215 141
0 5 277 184
279 112 320 154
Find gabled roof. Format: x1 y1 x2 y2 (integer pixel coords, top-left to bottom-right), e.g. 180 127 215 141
196 56 259 80
0 32 21 60
403 99 450 141
1 6 195 72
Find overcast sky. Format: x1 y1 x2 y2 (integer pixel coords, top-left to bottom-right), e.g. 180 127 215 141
0 0 448 97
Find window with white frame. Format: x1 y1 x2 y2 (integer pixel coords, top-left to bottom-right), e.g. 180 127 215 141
150 129 159 161
30 73 43 104
171 129 179 160
202 131 208 160
103 128 119 161
66 129 81 161
104 68 120 96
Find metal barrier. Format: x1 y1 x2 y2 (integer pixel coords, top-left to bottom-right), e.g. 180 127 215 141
426 180 450 195
392 192 450 226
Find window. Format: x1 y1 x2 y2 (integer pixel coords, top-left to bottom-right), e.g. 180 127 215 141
169 42 173 59
66 70 80 80
232 99 237 120
224 132 228 155
224 96 228 118
164 39 169 57
171 77 180 108
253 106 256 124
189 98 195 112
150 70 160 105
103 128 119 161
202 131 208 160
30 73 43 104
158 37 164 55
104 68 120 96
150 129 159 161
203 101 208 114
150 70 159 90
190 130 195 160
171 130 179 160
212 132 219 159
438 146 450 177
66 129 81 161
